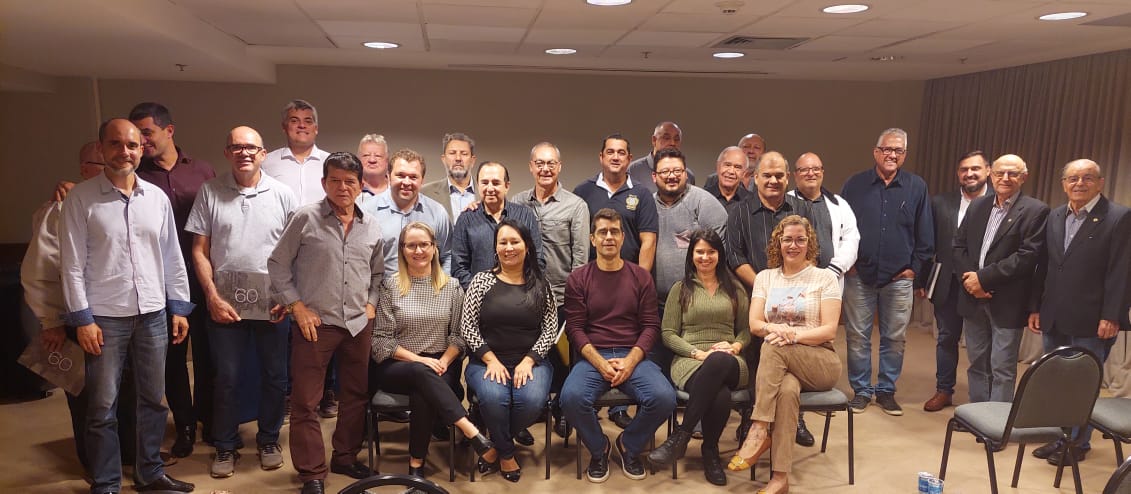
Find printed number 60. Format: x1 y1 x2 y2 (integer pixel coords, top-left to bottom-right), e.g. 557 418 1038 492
233 288 259 304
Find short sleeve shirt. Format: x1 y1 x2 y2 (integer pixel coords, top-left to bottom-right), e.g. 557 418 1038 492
751 265 841 349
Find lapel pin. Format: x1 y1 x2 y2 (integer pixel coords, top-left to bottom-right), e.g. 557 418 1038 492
1093 218 1098 222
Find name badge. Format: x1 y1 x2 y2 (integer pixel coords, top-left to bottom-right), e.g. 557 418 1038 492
214 271 272 321
626 195 639 211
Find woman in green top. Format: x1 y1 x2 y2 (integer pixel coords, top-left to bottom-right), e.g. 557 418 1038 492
647 229 749 486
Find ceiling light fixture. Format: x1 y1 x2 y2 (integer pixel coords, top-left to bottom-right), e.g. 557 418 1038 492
545 48 578 55
713 52 745 59
586 0 632 6
822 4 869 14
1038 11 1087 21
362 41 399 49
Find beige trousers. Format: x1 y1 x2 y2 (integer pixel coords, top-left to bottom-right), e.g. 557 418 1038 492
752 343 841 472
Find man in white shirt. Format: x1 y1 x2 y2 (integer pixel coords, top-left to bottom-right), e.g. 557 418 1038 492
262 99 330 205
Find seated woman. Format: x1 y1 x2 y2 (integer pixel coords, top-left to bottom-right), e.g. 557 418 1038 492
646 229 749 486
727 215 843 494
461 219 558 482
371 222 494 479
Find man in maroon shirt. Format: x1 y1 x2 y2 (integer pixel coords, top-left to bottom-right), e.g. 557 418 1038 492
561 208 676 483
130 102 216 459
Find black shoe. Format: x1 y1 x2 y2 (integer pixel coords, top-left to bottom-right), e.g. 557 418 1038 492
300 479 324 494
585 435 611 483
796 414 815 447
136 474 194 492
553 413 570 439
407 465 424 478
378 410 411 423
514 428 535 446
702 447 727 486
615 432 646 480
477 455 499 475
875 392 903 416
1032 439 1064 459
318 390 339 418
469 433 495 457
1047 446 1088 465
501 458 522 483
609 410 633 430
431 424 450 441
171 425 195 458
330 460 375 479
647 428 692 468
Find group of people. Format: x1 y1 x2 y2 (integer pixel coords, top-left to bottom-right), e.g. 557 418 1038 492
19 97 1130 494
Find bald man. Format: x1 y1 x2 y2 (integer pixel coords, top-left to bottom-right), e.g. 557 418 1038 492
627 121 696 192
185 127 297 478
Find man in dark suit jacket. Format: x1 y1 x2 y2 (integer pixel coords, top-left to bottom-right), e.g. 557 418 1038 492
1028 158 1131 464
920 151 990 412
953 154 1048 404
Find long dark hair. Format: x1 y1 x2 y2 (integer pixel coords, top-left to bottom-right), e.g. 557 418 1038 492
679 229 742 320
492 218 550 310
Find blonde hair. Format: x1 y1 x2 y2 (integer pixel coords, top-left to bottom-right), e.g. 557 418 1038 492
766 215 820 269
396 222 449 296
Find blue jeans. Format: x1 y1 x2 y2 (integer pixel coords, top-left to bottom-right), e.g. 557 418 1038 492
963 305 1022 403
465 360 552 458
932 282 964 394
209 318 288 451
85 310 168 494
1042 331 1114 449
843 275 913 397
560 347 676 458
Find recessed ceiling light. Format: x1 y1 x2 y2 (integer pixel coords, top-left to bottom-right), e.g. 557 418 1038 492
586 0 631 6
362 41 399 49
1038 11 1087 21
822 4 869 14
713 52 745 59
545 48 578 55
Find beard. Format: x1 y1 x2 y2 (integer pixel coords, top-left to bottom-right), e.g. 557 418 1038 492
962 181 985 194
449 168 468 181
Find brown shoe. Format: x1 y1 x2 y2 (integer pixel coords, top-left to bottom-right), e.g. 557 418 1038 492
923 391 953 412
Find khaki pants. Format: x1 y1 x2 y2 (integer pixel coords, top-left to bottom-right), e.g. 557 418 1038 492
752 343 841 472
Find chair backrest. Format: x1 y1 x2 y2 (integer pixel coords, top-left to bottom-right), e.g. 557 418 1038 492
338 473 449 494
1005 346 1102 435
1102 456 1131 494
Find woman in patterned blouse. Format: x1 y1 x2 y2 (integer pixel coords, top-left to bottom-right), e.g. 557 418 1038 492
371 222 495 479
646 229 749 486
461 219 558 482
727 215 843 494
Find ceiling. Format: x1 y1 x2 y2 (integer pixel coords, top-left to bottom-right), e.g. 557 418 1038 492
4 0 1131 89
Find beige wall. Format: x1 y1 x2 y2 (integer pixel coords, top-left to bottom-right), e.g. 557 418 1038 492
1 65 923 243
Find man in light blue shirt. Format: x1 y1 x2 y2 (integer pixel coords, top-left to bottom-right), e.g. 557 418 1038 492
360 148 452 274
60 118 195 494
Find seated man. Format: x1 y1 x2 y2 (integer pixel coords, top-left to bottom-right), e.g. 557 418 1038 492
560 208 676 483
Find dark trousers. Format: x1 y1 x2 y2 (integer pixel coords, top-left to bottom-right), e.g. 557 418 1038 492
932 283 964 394
372 354 467 460
679 352 741 451
289 324 370 482
164 286 212 437
64 327 136 471
209 319 288 451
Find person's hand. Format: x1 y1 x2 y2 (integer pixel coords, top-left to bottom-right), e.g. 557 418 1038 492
416 356 445 375
513 358 535 388
41 326 66 353
914 288 927 298
961 272 991 299
292 302 322 342
171 315 190 344
593 356 617 383
366 303 376 320
77 323 103 355
464 201 481 212
709 341 734 354
483 359 511 384
269 304 287 323
607 357 640 387
1027 312 1041 334
54 180 76 202
1098 319 1119 339
207 295 241 324
892 268 914 281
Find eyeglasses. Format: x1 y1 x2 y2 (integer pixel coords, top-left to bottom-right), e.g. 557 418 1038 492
992 170 1025 179
876 147 906 156
1062 174 1099 185
404 241 434 251
226 144 264 155
780 236 809 245
593 228 622 238
796 167 823 175
656 169 685 178
532 160 560 170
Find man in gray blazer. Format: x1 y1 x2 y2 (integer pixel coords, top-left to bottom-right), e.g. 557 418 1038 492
953 154 1048 404
1028 158 1131 465
421 132 477 222
920 151 989 412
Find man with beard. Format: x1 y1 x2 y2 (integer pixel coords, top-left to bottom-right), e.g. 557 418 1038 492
422 132 477 223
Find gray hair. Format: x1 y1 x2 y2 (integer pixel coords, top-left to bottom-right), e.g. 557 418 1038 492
282 99 318 124
442 132 476 155
1061 159 1103 178
359 134 387 149
875 127 909 148
716 146 748 167
529 141 561 161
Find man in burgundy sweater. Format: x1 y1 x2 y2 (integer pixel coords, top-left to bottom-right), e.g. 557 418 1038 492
561 208 676 483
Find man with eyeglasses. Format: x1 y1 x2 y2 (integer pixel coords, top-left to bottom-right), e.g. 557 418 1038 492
514 142 590 438
357 134 389 198
919 151 990 413
953 154 1048 408
704 146 753 208
262 99 330 206
627 121 696 193
186 126 297 479
421 132 478 222
839 128 933 417
129 102 217 459
1027 158 1131 465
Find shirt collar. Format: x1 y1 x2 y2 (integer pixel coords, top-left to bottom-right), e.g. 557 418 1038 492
1070 194 1102 216
448 179 474 194
527 184 564 203
96 172 146 196
319 197 366 222
994 191 1020 209
596 173 633 194
223 172 272 195
281 144 325 163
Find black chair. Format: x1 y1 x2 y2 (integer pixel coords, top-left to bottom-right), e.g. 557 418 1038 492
364 391 458 482
1091 398 1131 466
939 346 1103 494
338 473 449 494
668 388 752 479
1102 455 1131 494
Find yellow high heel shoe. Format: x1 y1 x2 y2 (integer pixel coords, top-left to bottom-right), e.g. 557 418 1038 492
727 432 771 471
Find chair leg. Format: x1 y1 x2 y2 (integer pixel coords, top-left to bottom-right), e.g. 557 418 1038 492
1114 439 1125 467
1010 443 1024 488
939 419 955 480
545 402 552 480
670 411 677 480
983 441 999 494
365 405 374 472
1069 444 1083 494
819 409 832 452
449 425 456 483
847 404 854 485
576 433 583 480
1053 445 1067 488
